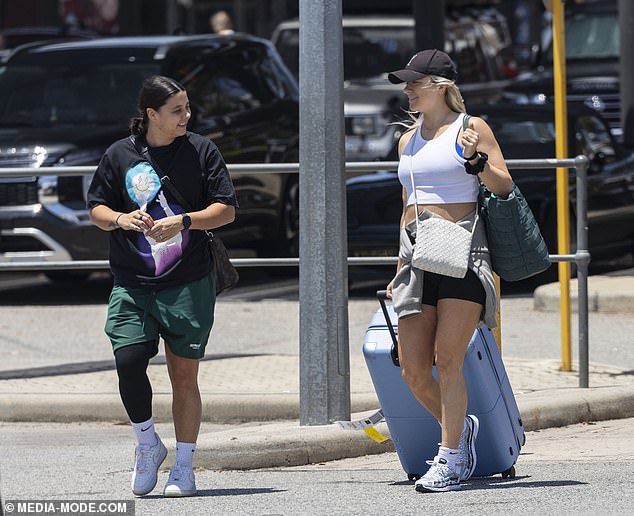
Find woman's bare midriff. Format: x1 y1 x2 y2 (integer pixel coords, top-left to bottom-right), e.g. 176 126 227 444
403 202 477 226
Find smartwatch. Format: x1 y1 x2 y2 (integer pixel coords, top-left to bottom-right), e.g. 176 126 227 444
181 213 192 230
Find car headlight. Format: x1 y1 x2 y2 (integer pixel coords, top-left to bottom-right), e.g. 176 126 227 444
43 148 104 205
39 176 59 205
504 92 548 105
348 116 377 136
584 95 605 112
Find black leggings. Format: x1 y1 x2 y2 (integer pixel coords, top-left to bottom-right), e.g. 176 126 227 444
114 343 154 423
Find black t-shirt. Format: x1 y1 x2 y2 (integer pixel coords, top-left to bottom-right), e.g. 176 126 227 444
87 132 238 289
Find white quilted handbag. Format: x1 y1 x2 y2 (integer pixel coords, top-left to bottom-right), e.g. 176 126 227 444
412 214 473 278
407 127 475 278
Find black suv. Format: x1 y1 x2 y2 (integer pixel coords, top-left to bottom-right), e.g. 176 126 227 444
272 12 513 162
0 34 300 274
504 0 620 138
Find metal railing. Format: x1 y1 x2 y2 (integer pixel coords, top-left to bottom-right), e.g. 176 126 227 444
0 156 590 386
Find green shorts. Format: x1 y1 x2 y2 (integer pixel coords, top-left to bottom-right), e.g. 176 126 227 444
105 273 216 359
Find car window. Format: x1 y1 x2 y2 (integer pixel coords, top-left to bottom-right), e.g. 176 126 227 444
274 25 416 81
171 46 277 118
567 13 619 60
343 26 415 81
274 28 300 79
0 61 158 127
484 117 556 159
574 115 616 161
545 12 619 62
445 25 492 83
491 119 556 144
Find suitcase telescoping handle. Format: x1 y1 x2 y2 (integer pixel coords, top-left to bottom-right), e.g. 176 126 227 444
376 290 400 367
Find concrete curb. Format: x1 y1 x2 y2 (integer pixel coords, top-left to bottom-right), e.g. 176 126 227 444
194 420 395 471
189 384 634 471
0 392 380 423
518 385 634 430
534 276 634 312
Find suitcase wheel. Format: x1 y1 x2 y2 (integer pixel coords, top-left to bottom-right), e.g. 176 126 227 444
407 473 421 482
501 466 516 479
522 433 526 446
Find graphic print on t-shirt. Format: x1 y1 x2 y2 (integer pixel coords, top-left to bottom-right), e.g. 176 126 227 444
125 162 161 209
125 162 190 276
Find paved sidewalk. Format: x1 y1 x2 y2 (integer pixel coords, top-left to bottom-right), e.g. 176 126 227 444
1 271 634 471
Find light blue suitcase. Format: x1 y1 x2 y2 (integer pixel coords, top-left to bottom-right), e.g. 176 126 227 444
363 291 525 480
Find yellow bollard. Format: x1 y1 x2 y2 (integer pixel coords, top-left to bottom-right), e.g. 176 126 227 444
552 0 573 371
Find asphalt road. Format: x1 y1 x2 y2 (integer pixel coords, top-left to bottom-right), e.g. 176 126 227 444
0 418 632 515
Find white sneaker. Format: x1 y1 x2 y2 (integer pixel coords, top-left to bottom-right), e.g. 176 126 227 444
415 457 461 492
131 434 168 496
163 464 197 497
458 415 480 481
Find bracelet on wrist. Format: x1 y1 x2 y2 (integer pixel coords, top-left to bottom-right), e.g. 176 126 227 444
115 213 123 227
464 151 488 175
464 150 479 161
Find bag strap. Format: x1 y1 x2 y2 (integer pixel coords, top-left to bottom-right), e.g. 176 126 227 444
463 113 471 132
407 114 478 233
407 128 421 223
159 176 216 241
409 113 472 214
463 113 488 195
128 136 216 241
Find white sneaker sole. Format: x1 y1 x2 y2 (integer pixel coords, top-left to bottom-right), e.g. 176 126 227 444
131 442 168 497
415 482 461 493
163 486 197 497
463 415 480 481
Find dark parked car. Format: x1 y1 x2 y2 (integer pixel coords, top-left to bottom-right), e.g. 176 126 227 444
346 103 634 275
504 0 621 138
0 25 98 61
271 12 514 162
0 34 300 276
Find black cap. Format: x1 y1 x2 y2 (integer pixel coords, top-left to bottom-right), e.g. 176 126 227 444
388 49 458 84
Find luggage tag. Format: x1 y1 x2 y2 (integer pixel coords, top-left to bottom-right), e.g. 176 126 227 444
336 409 390 443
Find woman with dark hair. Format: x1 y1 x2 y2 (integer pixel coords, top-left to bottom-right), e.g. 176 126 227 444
385 50 513 492
87 75 237 497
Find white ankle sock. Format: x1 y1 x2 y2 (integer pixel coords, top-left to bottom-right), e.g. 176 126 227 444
437 446 460 471
131 417 157 446
175 442 196 469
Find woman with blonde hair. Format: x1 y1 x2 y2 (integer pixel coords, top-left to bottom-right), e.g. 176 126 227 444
386 49 513 492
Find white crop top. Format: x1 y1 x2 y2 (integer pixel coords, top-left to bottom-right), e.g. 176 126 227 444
397 113 479 206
